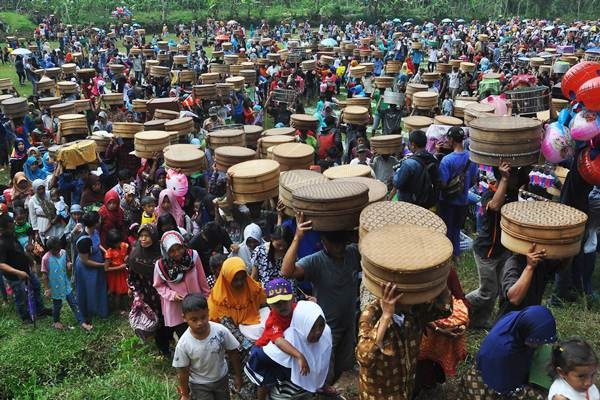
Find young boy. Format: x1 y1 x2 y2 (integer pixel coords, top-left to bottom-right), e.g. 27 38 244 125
173 294 242 400
140 196 157 225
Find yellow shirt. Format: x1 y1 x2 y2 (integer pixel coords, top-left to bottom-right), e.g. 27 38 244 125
141 212 157 225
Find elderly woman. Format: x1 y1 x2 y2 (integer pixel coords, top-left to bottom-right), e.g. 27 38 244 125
28 179 64 244
153 230 210 344
459 305 557 400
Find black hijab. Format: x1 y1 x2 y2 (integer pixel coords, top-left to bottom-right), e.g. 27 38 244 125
127 224 161 279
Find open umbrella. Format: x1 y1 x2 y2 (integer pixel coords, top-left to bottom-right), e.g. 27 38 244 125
227 20 238 27
320 38 337 46
393 18 401 23
457 19 465 23
442 18 452 24
12 48 31 56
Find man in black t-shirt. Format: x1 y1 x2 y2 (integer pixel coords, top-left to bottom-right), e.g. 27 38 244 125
0 214 49 322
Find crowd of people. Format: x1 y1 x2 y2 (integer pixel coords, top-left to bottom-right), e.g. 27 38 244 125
0 13 600 400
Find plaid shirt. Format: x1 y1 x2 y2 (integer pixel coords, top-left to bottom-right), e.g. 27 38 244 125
356 299 451 400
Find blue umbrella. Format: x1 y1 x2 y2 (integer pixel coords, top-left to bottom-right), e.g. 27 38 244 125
320 38 337 47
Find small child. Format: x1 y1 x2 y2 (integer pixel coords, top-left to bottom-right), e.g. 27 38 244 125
102 228 129 312
41 236 92 331
173 294 242 400
207 253 226 289
13 207 33 251
50 188 69 220
442 93 454 116
141 196 157 225
65 204 84 261
548 337 599 400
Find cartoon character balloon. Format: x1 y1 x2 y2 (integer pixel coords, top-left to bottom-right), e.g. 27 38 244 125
570 109 600 141
541 122 574 163
561 61 600 100
166 169 188 207
576 76 600 112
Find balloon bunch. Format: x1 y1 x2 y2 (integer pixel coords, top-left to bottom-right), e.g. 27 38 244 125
111 6 133 20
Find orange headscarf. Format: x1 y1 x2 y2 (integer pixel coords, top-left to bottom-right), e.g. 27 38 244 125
208 257 266 325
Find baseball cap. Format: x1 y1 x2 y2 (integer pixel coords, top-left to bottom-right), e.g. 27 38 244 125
265 278 293 304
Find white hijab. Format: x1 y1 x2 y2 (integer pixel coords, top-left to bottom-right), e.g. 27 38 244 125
263 301 332 393
232 223 263 270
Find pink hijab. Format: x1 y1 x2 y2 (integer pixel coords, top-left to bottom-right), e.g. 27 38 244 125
157 188 186 228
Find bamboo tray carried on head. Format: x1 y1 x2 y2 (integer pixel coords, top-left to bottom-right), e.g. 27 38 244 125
61 63 77 75
361 225 452 304
370 134 403 155
108 64 125 76
144 119 169 131
422 72 441 83
209 63 230 75
145 60 160 70
500 201 587 259
358 200 447 243
57 80 78 95
38 96 62 108
403 116 433 132
154 109 180 120
214 146 256 171
206 128 245 150
49 101 76 117
258 135 295 159
193 84 217 100
349 65 366 78
58 114 88 136
463 102 495 126
468 116 542 167
37 76 55 92
320 55 334 65
453 97 479 119
101 93 123 106
290 114 318 131
244 125 263 148
71 99 92 113
229 64 243 76
412 91 439 110
271 142 314 171
263 127 296 137
134 130 170 158
347 97 372 109
337 177 387 203
374 76 395 88
77 68 96 80
88 131 112 153
406 83 428 99
178 70 196 83
225 76 245 90
164 117 195 136
132 99 148 113
163 144 207 175
173 55 188 65
385 61 402 74
301 60 316 72
434 115 463 127
55 140 97 169
228 159 281 204
459 62 476 72
342 105 370 125
215 83 234 97
436 63 452 73
291 181 370 231
323 164 372 179
112 122 144 139
1 97 28 118
279 170 329 216
150 66 170 78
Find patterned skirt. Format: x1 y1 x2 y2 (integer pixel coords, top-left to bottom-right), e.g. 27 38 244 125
458 365 546 400
221 317 258 400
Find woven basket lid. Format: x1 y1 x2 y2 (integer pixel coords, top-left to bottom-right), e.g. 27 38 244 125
261 135 295 145
291 114 318 123
244 125 263 134
38 96 62 107
226 76 245 84
263 127 296 136
344 105 369 116
359 201 447 235
215 146 256 158
501 201 587 228
164 116 193 129
407 83 428 90
210 128 244 138
135 130 170 142
404 116 434 126
434 115 463 126
228 159 280 178
272 142 314 159
292 181 369 202
484 72 502 80
323 164 372 179
2 97 27 107
337 177 387 203
469 115 542 131
465 102 495 114
280 170 328 191
370 134 403 144
144 119 169 129
413 91 438 99
362 225 452 272
163 144 205 162
58 113 86 122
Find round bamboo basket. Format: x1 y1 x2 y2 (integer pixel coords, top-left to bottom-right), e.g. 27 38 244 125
347 97 372 109
214 146 256 171
61 63 77 75
215 83 234 97
290 114 318 131
228 159 281 204
71 99 92 113
164 117 194 136
433 115 463 127
154 109 180 120
349 65 366 78
145 60 160 70
463 102 496 126
453 97 478 119
370 134 403 155
320 55 334 65
260 38 273 46
258 135 295 158
412 91 439 110
157 41 169 51
142 48 156 58
130 47 141 56
178 70 196 83
459 62 476 73
411 41 423 50
209 63 230 75
150 66 170 78
49 102 76 116
263 127 296 137
468 116 543 167
44 67 61 79
291 181 369 231
385 61 402 74
173 55 188 65
134 130 171 158
271 142 314 171
478 34 489 42
436 63 452 73
224 54 240 65
530 57 545 67
323 164 372 179
206 128 245 150
108 64 125 76
58 114 88 136
225 76 245 90
229 64 243 75
144 119 169 131
38 96 62 108
212 51 224 59
132 99 148 113
301 60 316 72
1 97 28 118
374 76 394 88
112 122 144 139
76 68 96 80
88 131 112 153
422 72 441 83
101 93 123 106
501 201 587 258
57 80 78 95
342 106 370 125
239 69 256 82
337 177 387 203
163 144 207 175
279 170 329 216
244 125 263 148
0 78 13 92
406 83 428 99
361 62 374 73
193 84 217 100
403 116 433 132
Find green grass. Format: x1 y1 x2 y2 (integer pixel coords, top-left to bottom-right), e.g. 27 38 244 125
0 12 37 35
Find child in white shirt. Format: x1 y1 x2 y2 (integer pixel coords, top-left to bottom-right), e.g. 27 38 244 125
548 337 599 400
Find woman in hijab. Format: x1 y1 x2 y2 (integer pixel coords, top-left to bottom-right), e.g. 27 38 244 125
7 172 33 207
230 223 263 271
9 138 27 179
80 174 105 211
127 224 170 355
157 188 188 231
41 152 55 175
98 189 125 247
28 179 63 244
23 155 48 182
146 167 167 200
153 230 210 340
459 305 557 399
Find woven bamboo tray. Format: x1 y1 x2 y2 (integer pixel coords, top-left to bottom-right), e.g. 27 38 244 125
225 76 245 90
279 170 329 216
459 62 476 72
206 128 245 150
209 63 230 75
501 201 587 258
150 66 170 78
57 80 78 94
154 109 179 120
291 181 369 231
271 142 314 171
342 105 369 125
214 146 256 171
163 144 207 175
370 134 403 155
469 116 542 167
228 159 281 204
463 103 495 126
337 177 387 203
164 117 195 136
244 125 263 148
132 99 148 113
406 83 428 99
349 65 366 78
374 76 395 88
434 115 463 127
112 122 144 139
258 135 295 158
173 55 187 65
101 93 123 106
38 96 62 108
263 127 296 137
385 61 402 74
178 70 196 83
436 63 452 73
38 76 55 92
71 99 92 113
453 97 478 119
403 116 433 132
49 102 76 116
361 225 452 303
323 164 372 179
76 68 96 80
144 119 169 131
290 114 318 131
58 114 88 136
301 60 316 71
193 84 217 99
108 64 125 76
422 72 441 83
1 97 28 118
88 131 112 153
412 91 439 110
134 130 170 158
61 63 77 75
320 55 334 65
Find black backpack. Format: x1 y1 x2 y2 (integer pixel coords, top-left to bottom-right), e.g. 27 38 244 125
411 153 440 209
